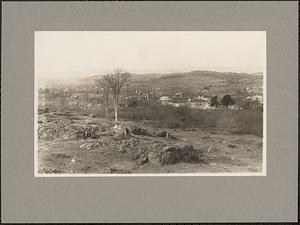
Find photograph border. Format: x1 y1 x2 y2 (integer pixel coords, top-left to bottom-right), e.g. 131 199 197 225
33 31 267 177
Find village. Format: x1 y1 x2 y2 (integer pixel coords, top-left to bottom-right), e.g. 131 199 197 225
38 81 263 113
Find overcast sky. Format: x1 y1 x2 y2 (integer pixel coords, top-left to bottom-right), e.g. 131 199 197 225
35 31 266 79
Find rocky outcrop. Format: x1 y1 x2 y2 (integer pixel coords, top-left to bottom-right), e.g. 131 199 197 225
147 144 201 166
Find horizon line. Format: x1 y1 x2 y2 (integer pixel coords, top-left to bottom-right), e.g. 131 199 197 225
37 69 264 81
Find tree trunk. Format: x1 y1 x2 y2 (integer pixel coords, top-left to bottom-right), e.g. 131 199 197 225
114 103 118 122
105 107 108 119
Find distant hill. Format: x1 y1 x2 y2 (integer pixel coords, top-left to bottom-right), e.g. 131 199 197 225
39 70 263 99
251 72 263 76
125 70 263 97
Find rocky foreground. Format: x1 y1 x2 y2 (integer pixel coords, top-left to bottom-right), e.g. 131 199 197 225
37 111 263 174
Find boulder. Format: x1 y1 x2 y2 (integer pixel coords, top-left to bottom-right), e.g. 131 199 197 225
156 131 177 140
181 145 199 162
146 144 200 166
161 151 177 165
79 142 96 150
160 144 200 165
137 154 149 165
156 131 167 137
130 126 149 135
113 124 123 130
147 152 162 166
161 145 182 165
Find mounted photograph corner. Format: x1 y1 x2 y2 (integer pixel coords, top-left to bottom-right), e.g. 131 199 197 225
34 31 266 176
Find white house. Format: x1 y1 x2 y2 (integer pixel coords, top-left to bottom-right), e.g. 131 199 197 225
167 102 181 107
159 96 171 105
228 105 239 110
194 95 210 102
189 101 212 110
244 95 263 104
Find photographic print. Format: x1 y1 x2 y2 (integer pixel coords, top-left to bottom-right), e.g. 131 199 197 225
35 31 266 176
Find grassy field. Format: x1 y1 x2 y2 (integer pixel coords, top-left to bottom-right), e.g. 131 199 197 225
93 103 263 137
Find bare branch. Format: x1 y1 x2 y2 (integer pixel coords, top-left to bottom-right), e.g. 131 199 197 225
104 69 131 103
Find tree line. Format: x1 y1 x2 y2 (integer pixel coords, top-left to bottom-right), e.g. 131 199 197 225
210 95 235 108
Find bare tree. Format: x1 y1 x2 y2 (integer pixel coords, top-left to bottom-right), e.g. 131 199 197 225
104 69 131 122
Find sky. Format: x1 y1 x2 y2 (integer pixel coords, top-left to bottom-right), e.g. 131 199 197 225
35 31 266 80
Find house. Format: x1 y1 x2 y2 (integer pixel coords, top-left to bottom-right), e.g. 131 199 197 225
228 105 239 110
70 94 79 100
252 95 263 104
198 101 211 109
242 95 263 111
245 86 263 94
194 95 210 102
63 88 70 93
143 91 157 101
167 102 181 107
244 95 263 104
135 90 143 96
159 96 171 105
196 89 209 95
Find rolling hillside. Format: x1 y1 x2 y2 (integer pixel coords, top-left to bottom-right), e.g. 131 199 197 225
125 70 263 98
39 70 263 100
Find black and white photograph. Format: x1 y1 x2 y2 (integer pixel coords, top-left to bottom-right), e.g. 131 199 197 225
35 31 266 176
3 1 299 223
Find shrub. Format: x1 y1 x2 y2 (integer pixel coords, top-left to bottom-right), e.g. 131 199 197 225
216 117 241 133
93 100 263 137
234 110 263 137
